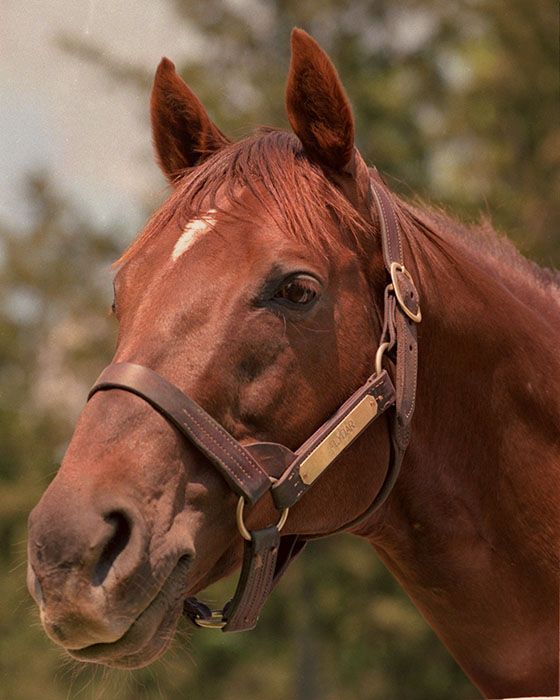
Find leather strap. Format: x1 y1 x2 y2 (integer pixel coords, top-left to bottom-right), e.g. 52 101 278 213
183 533 307 631
271 369 395 509
370 175 419 456
88 362 271 505
222 526 281 631
89 363 397 512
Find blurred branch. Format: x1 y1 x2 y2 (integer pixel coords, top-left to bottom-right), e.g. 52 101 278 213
56 34 153 91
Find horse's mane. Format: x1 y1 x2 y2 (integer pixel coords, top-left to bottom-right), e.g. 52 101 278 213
118 129 559 304
398 199 560 306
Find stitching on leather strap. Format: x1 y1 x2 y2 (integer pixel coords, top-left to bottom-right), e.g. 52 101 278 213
186 400 265 479
179 405 251 487
89 364 270 502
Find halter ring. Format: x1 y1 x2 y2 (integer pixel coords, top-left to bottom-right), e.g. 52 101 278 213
236 495 289 542
375 342 391 376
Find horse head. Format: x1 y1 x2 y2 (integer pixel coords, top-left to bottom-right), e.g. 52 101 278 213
27 30 396 668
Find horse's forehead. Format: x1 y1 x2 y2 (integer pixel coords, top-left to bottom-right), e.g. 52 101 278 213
171 210 217 262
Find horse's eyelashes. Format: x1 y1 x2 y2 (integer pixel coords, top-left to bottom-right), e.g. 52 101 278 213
274 279 318 306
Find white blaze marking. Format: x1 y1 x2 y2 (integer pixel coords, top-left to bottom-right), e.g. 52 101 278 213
172 210 217 261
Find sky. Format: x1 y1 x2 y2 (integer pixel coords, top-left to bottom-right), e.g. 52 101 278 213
1 0 206 234
0 0 478 237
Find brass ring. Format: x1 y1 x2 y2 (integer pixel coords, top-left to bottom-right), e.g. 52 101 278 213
375 341 391 376
236 496 289 542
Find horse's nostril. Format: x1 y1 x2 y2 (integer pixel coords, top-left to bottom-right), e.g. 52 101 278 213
92 511 132 586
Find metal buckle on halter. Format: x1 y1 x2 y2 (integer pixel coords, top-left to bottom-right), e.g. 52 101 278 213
184 596 228 629
193 610 227 629
389 262 422 323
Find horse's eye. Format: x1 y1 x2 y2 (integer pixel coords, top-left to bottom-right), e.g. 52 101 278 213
274 278 318 306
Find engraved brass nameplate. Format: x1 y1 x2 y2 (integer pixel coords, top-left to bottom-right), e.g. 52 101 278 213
299 395 378 485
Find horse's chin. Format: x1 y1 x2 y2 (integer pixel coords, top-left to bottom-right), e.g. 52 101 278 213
66 559 190 669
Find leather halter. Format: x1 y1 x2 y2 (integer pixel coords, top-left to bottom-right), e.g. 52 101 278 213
88 172 421 632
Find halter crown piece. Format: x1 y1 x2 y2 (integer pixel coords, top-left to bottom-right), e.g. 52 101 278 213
88 171 421 632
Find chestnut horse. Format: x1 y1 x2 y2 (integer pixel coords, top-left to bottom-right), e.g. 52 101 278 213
27 29 559 698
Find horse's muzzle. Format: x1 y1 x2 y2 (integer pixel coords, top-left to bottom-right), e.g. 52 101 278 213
27 487 155 650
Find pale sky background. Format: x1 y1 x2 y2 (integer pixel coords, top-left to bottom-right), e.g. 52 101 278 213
1 0 211 235
0 0 474 239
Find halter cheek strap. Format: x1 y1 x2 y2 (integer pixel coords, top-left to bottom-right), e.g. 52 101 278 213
87 174 420 633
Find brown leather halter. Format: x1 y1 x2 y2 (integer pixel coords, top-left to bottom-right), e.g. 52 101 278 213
88 172 421 633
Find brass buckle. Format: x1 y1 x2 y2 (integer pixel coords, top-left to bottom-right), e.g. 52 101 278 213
193 610 227 629
236 494 289 542
390 262 422 323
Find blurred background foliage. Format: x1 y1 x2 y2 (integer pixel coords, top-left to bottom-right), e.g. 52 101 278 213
1 0 557 698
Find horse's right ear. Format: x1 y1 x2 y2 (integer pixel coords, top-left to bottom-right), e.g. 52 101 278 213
150 58 230 185
286 29 354 172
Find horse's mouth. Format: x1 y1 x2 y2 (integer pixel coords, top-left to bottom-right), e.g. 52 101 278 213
67 558 191 669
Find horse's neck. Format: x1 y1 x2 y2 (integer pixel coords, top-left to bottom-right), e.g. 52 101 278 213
361 226 560 696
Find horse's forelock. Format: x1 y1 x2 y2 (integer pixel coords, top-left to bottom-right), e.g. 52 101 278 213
115 130 373 268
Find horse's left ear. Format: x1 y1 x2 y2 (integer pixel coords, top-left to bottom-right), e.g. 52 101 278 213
286 29 355 172
150 58 230 185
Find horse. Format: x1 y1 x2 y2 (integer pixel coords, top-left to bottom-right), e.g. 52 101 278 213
27 29 559 698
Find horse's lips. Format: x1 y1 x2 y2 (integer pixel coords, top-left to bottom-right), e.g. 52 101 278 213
67 558 191 668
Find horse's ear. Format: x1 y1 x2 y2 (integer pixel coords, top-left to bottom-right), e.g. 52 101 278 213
286 29 354 172
150 58 230 184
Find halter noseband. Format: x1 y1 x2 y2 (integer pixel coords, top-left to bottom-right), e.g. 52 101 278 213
88 173 421 632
